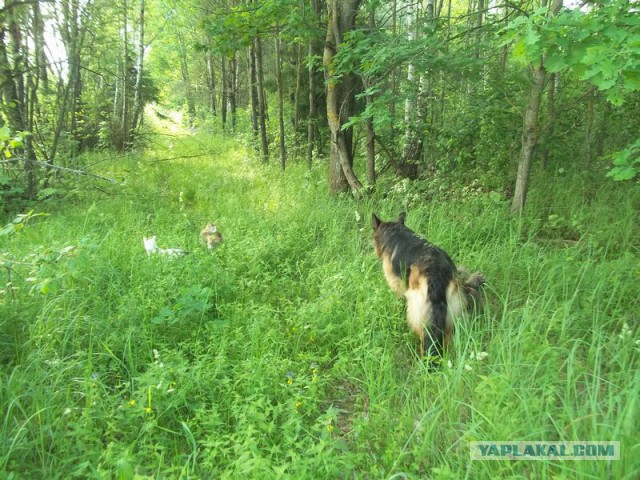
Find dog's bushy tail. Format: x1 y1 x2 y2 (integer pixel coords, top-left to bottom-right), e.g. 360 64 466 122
424 302 447 360
423 274 450 361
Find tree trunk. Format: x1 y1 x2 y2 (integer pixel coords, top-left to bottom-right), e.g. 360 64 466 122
390 0 397 120
121 0 130 147
32 1 49 90
294 42 302 134
275 24 286 170
131 0 145 136
365 93 376 186
176 32 196 129
306 0 322 167
541 72 557 168
324 0 363 194
475 0 484 59
306 36 316 167
365 1 376 185
584 86 597 165
511 61 546 214
399 0 431 179
54 0 90 156
594 96 609 160
205 41 217 116
221 56 228 129
229 51 238 132
255 37 269 161
510 0 562 214
0 12 37 198
248 45 259 150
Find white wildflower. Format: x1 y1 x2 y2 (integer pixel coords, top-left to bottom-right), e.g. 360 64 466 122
619 323 632 340
474 352 489 361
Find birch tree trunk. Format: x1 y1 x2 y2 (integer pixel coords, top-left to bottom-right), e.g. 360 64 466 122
121 0 130 147
398 0 432 179
131 0 145 136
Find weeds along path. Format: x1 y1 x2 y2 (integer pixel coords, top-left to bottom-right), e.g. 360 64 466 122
1 113 638 478
0 116 395 477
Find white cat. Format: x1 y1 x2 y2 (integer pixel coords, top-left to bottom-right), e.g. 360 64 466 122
143 235 187 257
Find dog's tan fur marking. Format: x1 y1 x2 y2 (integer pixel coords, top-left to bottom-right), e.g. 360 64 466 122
405 273 430 336
382 248 406 297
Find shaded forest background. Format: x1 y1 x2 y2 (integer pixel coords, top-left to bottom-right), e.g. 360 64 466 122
1 0 639 212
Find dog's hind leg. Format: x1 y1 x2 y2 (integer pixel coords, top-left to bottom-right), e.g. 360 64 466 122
405 266 430 358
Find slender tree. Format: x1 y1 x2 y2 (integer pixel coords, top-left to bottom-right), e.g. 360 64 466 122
324 0 363 194
275 22 286 169
131 0 146 136
255 36 269 161
248 45 260 149
306 0 322 167
0 0 37 197
511 0 562 214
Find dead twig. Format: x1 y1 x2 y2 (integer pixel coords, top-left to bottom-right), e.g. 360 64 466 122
147 153 208 163
35 161 119 184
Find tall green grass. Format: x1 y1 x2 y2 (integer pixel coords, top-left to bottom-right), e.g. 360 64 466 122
1 124 638 478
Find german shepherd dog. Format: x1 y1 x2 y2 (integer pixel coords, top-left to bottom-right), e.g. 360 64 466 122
372 212 485 361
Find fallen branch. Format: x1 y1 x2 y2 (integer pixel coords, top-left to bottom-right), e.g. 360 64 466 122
148 153 208 163
35 161 119 183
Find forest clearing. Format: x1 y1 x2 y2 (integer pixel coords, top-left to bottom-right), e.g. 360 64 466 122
1 0 640 478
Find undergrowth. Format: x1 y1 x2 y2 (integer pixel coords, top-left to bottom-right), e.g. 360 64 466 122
1 120 638 479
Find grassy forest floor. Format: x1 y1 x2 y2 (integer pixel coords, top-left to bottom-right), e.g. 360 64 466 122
1 112 639 479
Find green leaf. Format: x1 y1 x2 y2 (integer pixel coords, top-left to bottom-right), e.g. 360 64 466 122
524 27 541 48
622 70 640 91
607 166 637 181
512 38 526 60
606 137 640 180
544 52 566 72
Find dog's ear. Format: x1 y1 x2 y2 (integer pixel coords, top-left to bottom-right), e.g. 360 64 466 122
398 212 407 225
371 213 381 230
